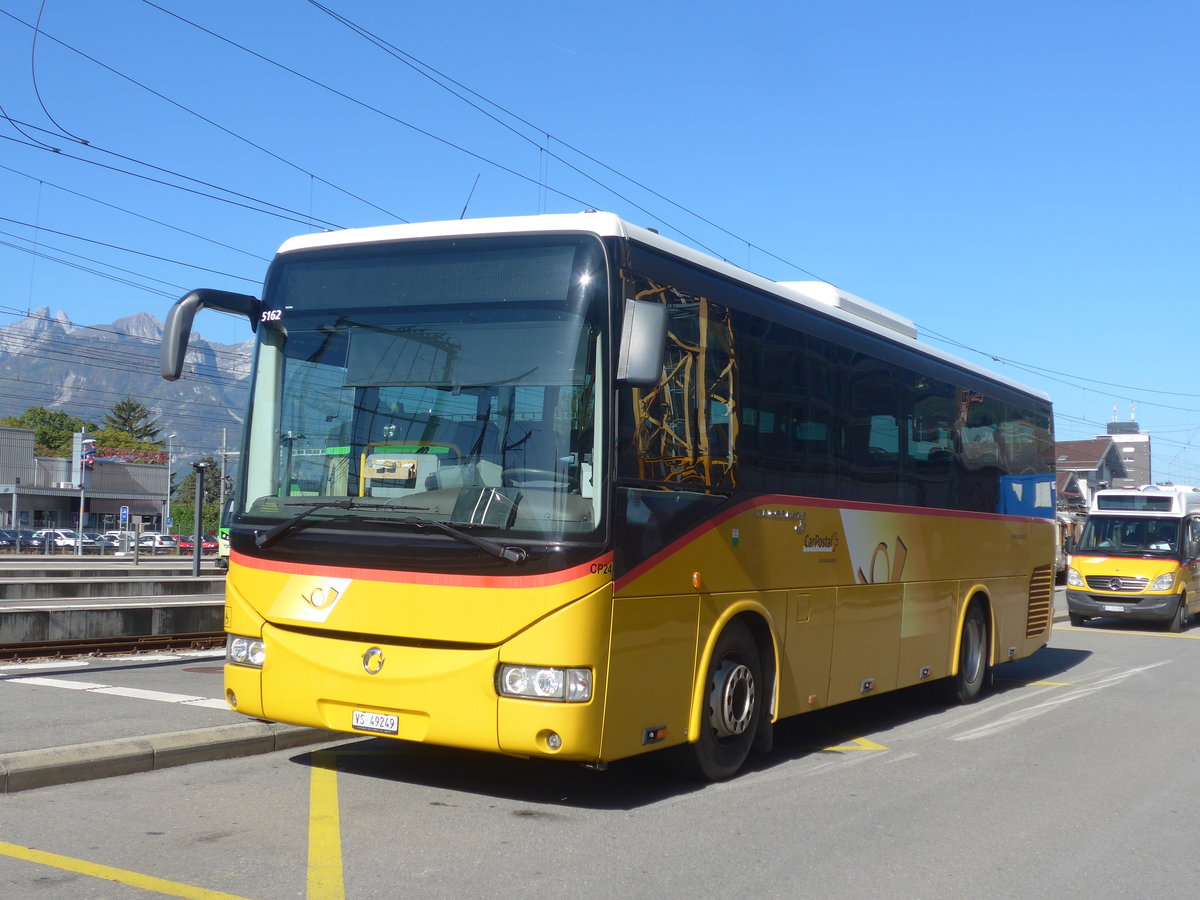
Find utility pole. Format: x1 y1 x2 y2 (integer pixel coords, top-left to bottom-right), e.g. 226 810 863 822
220 428 227 516
191 461 210 577
165 433 177 535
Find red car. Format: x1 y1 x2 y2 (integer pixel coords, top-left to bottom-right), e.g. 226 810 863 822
177 535 219 554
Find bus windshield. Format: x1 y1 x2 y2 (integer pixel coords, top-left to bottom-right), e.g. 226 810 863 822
238 234 608 548
1076 516 1181 557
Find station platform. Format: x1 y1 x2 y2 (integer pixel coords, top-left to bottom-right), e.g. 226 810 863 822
0 555 225 647
0 649 336 794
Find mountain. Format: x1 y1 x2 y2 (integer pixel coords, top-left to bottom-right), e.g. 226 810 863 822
0 307 251 465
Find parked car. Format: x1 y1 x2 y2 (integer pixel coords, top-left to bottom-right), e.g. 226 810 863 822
84 532 121 551
13 530 46 551
0 529 15 550
178 534 219 554
138 534 180 552
35 529 95 549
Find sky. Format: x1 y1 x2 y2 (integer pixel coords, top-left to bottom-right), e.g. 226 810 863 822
1 0 1197 481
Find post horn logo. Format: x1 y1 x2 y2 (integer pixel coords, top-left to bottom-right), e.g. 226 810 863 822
362 647 385 675
302 586 340 610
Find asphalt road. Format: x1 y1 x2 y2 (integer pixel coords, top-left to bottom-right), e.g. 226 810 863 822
2 616 1198 899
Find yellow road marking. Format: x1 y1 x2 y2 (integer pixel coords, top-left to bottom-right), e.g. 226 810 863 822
815 735 888 752
307 750 346 900
1058 624 1200 638
0 839 250 900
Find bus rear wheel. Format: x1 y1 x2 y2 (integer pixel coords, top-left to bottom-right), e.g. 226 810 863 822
946 600 990 704
688 620 762 781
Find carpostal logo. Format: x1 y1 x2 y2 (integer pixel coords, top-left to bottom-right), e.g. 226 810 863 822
803 532 839 553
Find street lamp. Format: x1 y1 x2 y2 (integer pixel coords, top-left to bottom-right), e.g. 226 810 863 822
165 433 177 535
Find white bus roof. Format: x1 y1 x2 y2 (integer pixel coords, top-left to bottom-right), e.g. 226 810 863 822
275 211 1048 402
1090 484 1200 516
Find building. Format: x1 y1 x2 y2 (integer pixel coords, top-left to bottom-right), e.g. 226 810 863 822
1055 438 1128 510
1054 417 1153 510
1101 420 1151 487
0 426 168 532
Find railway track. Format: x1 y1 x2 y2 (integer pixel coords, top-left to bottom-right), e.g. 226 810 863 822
0 632 225 662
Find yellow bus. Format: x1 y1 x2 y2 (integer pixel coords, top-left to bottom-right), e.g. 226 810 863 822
161 212 1056 780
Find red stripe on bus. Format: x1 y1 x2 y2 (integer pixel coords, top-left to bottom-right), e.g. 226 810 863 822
230 549 614 589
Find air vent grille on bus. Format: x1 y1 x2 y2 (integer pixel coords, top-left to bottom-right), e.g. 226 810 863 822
1026 564 1054 638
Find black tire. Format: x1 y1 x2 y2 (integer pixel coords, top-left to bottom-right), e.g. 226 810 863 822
1069 613 1087 627
688 620 762 781
947 600 990 704
1169 596 1188 634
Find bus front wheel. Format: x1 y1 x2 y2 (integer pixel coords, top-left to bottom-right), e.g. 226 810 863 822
947 600 990 704
1169 595 1189 633
688 620 762 781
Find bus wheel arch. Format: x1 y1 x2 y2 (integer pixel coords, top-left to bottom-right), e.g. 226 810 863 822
687 615 773 780
947 594 992 704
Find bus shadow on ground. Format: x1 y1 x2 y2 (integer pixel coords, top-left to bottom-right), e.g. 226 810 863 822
294 645 1092 811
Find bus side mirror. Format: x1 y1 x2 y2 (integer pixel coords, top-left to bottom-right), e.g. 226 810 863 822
1064 535 1075 554
162 289 262 381
616 299 667 387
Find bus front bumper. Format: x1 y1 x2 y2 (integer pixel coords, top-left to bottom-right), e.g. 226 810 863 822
1066 589 1180 623
225 624 606 763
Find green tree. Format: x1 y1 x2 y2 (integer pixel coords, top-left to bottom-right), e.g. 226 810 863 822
103 397 162 442
90 425 165 461
0 407 96 456
174 456 223 507
172 457 223 533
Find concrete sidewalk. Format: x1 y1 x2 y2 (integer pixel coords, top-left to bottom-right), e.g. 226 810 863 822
0 650 336 793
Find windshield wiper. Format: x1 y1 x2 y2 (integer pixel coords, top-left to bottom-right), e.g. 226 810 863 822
255 499 426 548
398 516 527 566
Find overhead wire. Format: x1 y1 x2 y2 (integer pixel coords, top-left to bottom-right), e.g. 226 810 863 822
0 162 272 263
300 0 832 280
5 4 1197 478
134 0 602 216
0 5 404 224
0 214 259 284
29 0 87 145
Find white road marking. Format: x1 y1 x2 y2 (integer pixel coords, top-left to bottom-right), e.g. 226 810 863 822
2 675 226 709
0 649 223 673
0 661 89 672
950 660 1171 741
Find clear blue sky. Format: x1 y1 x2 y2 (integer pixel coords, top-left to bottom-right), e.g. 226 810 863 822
2 0 1197 480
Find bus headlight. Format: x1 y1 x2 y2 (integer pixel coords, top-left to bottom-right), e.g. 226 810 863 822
497 665 591 702
1151 572 1177 592
1066 567 1083 588
227 634 266 668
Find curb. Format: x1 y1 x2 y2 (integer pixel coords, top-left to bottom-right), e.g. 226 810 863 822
0 721 340 794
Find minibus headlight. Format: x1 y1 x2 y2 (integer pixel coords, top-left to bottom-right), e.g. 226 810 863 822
498 665 591 702
227 634 266 668
1151 572 1177 592
1066 567 1083 588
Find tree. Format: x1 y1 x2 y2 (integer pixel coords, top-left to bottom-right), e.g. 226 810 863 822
172 457 223 534
0 407 96 456
103 397 161 442
90 425 165 461
174 456 223 507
